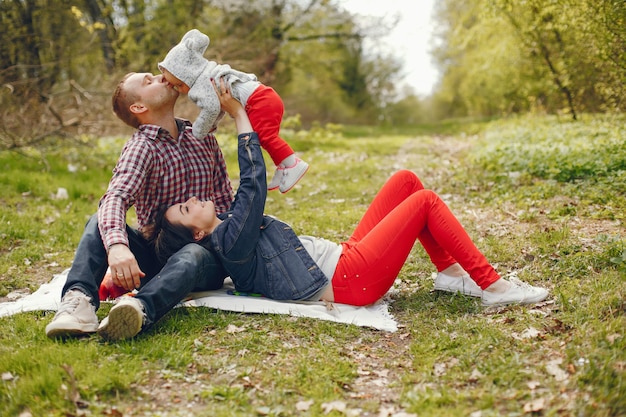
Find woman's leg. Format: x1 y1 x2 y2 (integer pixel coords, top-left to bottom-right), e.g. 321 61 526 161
332 171 500 306
346 170 457 273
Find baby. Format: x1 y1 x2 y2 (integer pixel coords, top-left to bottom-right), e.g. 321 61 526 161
159 29 308 193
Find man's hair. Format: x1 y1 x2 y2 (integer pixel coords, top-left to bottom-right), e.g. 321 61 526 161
112 72 141 128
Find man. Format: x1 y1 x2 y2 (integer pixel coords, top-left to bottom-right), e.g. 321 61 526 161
45 72 233 341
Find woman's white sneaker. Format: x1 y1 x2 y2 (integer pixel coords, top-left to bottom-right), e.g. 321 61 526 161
433 273 483 297
482 277 548 306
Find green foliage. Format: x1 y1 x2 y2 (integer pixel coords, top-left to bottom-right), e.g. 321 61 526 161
0 137 124 294
0 0 404 133
432 0 626 119
597 234 626 272
470 114 626 182
462 114 626 224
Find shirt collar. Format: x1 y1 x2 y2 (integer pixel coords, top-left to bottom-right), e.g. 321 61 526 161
137 119 192 143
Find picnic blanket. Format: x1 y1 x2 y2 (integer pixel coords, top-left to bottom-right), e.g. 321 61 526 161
0 269 398 332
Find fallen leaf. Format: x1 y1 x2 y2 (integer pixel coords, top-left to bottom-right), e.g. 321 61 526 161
322 400 347 414
226 324 246 333
468 369 483 383
256 406 271 415
378 405 395 417
433 362 447 377
521 327 541 339
512 327 541 340
527 380 540 390
546 359 569 381
567 363 576 374
523 397 546 413
296 400 314 411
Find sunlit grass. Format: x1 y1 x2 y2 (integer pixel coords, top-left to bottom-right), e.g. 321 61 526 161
0 115 624 416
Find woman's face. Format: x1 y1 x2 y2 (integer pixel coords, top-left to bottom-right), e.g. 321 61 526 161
165 196 216 240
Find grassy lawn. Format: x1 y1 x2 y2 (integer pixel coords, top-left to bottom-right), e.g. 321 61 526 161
0 114 625 416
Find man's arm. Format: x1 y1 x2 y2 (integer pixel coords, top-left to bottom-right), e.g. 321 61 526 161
98 137 153 289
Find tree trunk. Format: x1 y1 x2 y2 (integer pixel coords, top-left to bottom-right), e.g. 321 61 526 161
83 0 116 70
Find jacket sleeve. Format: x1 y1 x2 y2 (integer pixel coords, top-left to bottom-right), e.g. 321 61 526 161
98 137 154 249
211 132 266 260
210 63 257 86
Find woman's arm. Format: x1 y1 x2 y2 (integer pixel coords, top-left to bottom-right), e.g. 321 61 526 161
209 78 267 260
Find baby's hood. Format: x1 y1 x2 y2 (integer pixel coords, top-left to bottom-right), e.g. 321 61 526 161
158 29 210 88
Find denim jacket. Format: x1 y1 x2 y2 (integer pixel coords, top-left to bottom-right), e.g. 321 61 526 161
207 133 328 300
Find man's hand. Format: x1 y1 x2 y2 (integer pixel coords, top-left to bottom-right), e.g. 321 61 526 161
108 244 145 290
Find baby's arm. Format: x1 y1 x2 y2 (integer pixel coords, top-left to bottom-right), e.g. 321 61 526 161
188 72 222 138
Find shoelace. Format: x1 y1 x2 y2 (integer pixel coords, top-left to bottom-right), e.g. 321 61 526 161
508 276 536 291
57 294 82 314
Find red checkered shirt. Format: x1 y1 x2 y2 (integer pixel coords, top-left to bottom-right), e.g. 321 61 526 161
98 119 233 250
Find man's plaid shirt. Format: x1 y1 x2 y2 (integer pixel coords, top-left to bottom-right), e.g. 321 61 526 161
98 119 233 250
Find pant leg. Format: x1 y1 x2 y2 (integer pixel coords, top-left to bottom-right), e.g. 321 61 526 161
346 170 457 269
135 243 227 328
332 171 500 306
64 214 226 321
246 85 294 166
63 214 162 309
62 214 110 310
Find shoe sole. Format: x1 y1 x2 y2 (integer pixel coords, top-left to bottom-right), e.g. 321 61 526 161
46 325 97 339
434 284 483 298
97 303 143 340
482 291 549 307
279 164 309 193
268 175 281 190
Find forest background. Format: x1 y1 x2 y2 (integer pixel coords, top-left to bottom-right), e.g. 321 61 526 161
1 0 625 149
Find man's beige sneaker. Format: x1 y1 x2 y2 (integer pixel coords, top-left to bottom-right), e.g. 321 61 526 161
45 289 99 338
97 296 145 341
482 277 549 306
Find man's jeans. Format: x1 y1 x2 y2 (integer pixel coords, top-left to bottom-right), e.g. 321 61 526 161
63 214 227 328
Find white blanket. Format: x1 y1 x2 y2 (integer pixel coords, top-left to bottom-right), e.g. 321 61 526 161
0 269 398 332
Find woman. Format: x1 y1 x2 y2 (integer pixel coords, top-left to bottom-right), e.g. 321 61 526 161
145 79 549 308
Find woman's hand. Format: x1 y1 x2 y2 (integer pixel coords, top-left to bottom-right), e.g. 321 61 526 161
212 78 242 118
212 77 253 134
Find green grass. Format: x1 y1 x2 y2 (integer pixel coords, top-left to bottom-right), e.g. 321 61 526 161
1 114 625 416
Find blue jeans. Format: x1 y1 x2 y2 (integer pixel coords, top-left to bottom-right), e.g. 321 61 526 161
63 214 227 328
